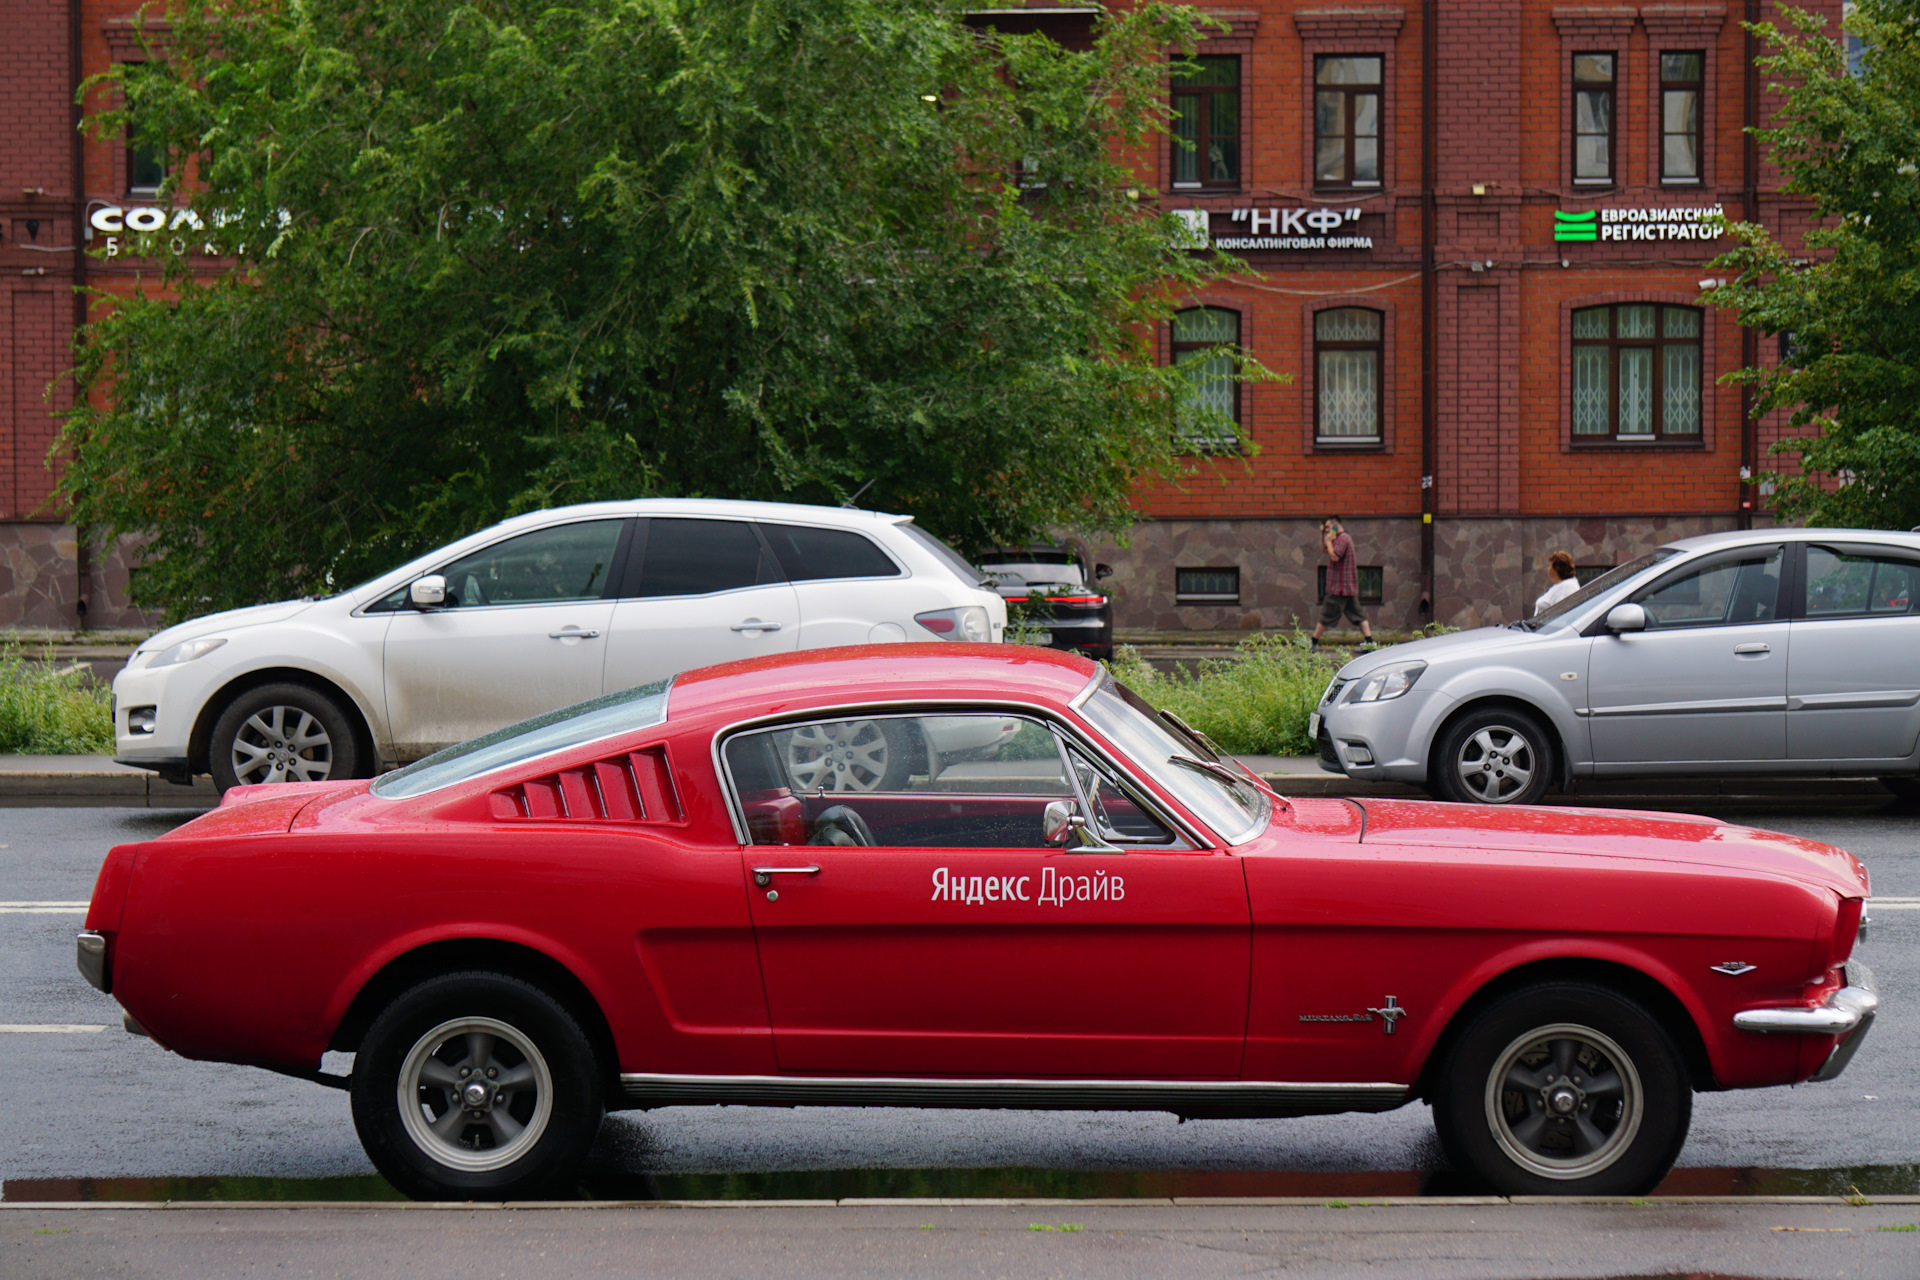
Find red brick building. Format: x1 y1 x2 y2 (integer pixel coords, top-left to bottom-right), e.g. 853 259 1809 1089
1 1 1825 631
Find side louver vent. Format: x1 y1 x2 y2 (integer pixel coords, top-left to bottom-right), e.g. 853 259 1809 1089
487 745 684 824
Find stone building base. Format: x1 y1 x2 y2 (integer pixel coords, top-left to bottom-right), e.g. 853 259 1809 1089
1085 515 1745 635
0 522 159 632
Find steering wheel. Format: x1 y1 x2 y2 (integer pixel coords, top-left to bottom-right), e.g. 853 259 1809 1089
808 804 876 847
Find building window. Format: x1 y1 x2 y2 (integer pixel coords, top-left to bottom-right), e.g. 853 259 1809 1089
1573 53 1615 184
1660 52 1703 182
1177 567 1240 604
1318 564 1385 605
1172 306 1240 450
1171 56 1239 189
126 71 166 194
1571 304 1702 442
1576 563 1616 585
1315 308 1382 443
1314 56 1382 187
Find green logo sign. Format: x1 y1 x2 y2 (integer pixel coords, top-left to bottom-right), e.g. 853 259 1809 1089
1554 211 1598 242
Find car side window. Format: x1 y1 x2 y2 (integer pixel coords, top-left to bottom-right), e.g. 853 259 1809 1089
759 523 902 581
1805 547 1919 617
1633 548 1781 629
435 521 624 609
725 713 1177 849
633 519 785 598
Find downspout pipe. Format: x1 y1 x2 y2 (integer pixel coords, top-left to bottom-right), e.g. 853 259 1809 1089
1419 0 1437 614
1738 0 1759 530
70 0 92 627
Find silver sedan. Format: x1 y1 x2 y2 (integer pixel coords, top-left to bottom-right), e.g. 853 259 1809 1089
1314 528 1920 804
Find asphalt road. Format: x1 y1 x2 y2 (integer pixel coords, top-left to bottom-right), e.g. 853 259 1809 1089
3 801 1917 1198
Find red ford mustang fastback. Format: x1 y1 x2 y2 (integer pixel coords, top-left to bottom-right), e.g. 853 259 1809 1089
77 645 1876 1200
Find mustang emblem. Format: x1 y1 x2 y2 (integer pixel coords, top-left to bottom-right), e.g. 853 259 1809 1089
1366 996 1407 1035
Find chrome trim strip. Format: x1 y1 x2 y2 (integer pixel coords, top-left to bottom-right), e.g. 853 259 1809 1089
1787 690 1920 712
1068 670 1104 711
75 931 107 993
619 1071 1410 1114
712 698 1212 850
1589 696 1788 718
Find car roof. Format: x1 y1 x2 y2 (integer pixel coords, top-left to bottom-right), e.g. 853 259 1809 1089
668 644 1100 723
1664 527 1920 555
485 498 912 537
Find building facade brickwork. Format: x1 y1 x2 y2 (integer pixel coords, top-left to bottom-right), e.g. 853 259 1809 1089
0 1 1830 632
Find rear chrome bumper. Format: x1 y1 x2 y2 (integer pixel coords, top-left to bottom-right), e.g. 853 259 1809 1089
1732 959 1878 1082
76 931 108 992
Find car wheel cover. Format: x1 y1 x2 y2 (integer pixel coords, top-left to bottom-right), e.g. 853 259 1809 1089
1484 1021 1643 1181
785 721 891 792
229 704 334 785
397 1015 555 1174
1454 724 1536 803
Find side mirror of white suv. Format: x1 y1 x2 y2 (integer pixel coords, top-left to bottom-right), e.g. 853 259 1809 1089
408 575 447 609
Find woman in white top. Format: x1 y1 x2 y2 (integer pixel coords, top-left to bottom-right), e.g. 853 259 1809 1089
1534 550 1581 616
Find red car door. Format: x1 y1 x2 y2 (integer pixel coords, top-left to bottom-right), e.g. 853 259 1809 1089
727 712 1251 1079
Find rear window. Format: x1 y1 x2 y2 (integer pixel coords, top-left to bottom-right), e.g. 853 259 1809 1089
372 679 672 798
760 523 902 581
899 522 987 586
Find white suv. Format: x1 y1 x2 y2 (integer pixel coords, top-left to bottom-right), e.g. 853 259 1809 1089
112 499 1006 790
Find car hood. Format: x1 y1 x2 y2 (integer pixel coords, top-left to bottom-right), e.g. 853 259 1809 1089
137 599 320 654
1354 797 1869 898
1334 624 1562 678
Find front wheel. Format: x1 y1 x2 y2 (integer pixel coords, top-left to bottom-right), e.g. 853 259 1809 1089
1432 983 1690 1196
350 972 603 1201
208 682 363 792
1432 707 1553 805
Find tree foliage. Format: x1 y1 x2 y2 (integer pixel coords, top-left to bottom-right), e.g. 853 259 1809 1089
64 0 1252 617
1710 0 1920 530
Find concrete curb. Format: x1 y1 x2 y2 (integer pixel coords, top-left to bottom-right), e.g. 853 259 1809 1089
5 1194 1920 1210
0 770 216 808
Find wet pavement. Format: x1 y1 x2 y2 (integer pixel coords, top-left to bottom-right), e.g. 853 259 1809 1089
4 800 1916 1204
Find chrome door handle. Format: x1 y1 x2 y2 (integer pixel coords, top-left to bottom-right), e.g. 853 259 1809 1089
549 627 602 639
731 620 783 633
752 865 820 886
1733 643 1771 655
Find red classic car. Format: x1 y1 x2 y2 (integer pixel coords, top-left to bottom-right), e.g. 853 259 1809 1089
77 645 1877 1200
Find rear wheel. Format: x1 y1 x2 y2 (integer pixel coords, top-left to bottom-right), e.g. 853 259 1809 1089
1433 706 1553 805
208 682 363 792
350 972 603 1201
1433 983 1690 1196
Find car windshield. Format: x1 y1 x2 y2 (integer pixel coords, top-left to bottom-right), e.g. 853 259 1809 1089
981 560 1086 590
1074 672 1268 844
1521 550 1683 629
371 679 672 799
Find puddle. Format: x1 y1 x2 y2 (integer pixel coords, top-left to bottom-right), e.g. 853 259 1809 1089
6 1164 1919 1202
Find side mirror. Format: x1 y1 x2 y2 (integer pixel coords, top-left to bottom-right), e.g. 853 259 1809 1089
1042 799 1083 847
408 575 447 609
1605 603 1647 633
1094 563 1114 581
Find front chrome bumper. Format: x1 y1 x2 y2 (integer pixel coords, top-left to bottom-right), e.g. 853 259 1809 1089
1732 959 1878 1082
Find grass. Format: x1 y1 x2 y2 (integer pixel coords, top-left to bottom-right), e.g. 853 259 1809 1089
1105 631 1347 757
0 645 115 754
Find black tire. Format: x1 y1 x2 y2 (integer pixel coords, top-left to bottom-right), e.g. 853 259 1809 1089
1432 983 1691 1196
208 681 364 792
350 972 603 1201
1432 706 1553 805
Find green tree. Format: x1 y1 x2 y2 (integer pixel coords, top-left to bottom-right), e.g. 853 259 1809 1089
1711 0 1920 530
64 0 1257 617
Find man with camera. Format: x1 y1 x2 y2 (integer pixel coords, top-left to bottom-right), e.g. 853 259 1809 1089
1309 516 1375 651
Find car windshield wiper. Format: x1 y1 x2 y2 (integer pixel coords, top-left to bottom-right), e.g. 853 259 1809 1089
1159 709 1225 762
1167 753 1249 789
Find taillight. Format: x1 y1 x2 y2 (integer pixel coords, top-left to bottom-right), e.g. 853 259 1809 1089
1045 595 1108 608
915 606 992 642
1832 897 1863 968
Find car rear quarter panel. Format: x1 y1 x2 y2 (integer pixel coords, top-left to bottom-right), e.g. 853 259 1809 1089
109 819 774 1075
1242 838 1823 1090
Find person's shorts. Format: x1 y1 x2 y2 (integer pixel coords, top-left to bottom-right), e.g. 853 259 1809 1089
1319 593 1366 626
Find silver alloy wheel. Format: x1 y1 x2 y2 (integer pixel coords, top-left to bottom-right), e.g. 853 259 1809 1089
1454 724 1536 803
229 704 335 784
784 720 892 792
1484 1022 1643 1181
397 1015 554 1174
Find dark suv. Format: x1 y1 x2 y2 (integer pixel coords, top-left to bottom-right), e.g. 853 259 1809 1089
978 545 1114 660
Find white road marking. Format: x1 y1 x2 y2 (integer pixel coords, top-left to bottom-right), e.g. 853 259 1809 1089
0 902 88 914
0 1025 107 1033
